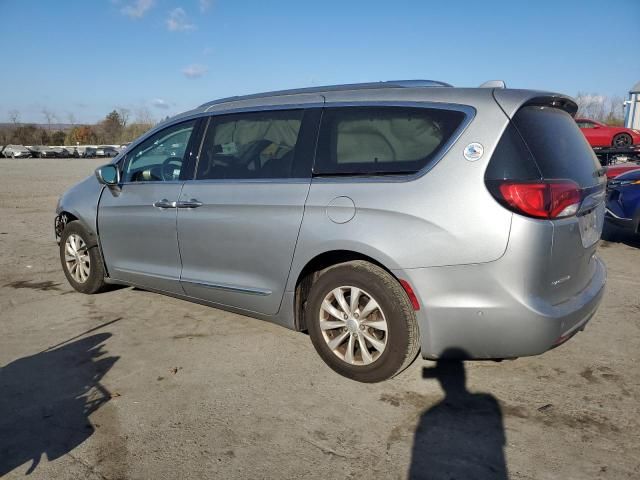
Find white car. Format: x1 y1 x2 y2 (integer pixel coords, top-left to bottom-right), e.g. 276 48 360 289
96 146 119 157
2 145 31 158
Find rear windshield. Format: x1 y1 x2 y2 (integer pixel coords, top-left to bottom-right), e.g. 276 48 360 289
314 107 466 175
486 106 602 188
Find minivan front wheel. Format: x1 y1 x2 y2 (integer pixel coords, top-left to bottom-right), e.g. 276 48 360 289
306 260 420 382
59 221 107 294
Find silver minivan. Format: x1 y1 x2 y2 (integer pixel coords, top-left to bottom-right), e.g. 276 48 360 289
55 80 606 382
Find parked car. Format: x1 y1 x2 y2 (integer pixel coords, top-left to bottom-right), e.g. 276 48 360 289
605 162 640 179
96 146 119 157
60 147 80 158
55 80 607 382
28 145 58 158
2 145 31 158
605 169 640 233
49 147 70 157
576 118 640 148
82 146 97 158
27 146 45 157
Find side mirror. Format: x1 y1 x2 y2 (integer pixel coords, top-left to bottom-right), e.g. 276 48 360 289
95 164 120 185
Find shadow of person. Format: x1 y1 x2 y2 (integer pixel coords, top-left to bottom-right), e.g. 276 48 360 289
0 333 118 476
409 348 507 480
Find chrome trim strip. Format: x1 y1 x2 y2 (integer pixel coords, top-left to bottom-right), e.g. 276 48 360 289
114 268 179 282
118 180 184 186
182 178 310 185
181 279 272 296
605 208 631 220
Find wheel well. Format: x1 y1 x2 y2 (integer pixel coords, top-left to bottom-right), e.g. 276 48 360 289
294 250 395 332
55 211 79 240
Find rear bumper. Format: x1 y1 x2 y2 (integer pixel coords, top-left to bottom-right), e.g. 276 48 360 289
394 256 606 359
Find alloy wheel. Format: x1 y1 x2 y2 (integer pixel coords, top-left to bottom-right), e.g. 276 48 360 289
614 134 632 148
64 233 90 283
319 286 388 365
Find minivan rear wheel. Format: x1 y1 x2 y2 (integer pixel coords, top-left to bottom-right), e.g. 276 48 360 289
59 221 107 294
306 260 420 382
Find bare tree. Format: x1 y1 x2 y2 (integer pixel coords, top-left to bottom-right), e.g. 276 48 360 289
134 106 154 125
117 107 131 129
67 112 77 126
41 108 56 131
8 109 20 125
605 96 625 126
575 93 624 125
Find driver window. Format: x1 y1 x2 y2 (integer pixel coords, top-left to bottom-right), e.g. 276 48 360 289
123 120 196 183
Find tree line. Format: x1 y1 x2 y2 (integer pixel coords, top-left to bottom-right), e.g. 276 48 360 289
0 107 160 146
574 93 625 125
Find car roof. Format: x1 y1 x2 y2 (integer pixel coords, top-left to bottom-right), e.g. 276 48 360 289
198 80 453 109
144 81 576 142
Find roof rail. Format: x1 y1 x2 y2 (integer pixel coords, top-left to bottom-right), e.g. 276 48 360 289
200 79 452 108
479 80 506 89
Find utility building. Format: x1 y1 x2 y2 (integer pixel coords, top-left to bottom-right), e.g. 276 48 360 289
624 81 640 130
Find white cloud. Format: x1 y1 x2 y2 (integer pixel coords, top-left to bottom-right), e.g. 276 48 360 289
200 0 213 12
167 8 196 32
121 0 155 18
152 98 170 109
182 64 208 78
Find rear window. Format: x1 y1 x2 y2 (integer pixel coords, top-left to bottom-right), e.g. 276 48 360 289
486 106 601 188
314 107 466 175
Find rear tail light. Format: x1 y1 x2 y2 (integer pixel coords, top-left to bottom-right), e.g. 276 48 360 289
489 180 582 219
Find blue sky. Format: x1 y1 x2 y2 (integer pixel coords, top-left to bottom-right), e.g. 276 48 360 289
1 0 638 124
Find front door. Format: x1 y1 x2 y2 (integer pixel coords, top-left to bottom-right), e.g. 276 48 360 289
98 119 198 293
177 109 320 315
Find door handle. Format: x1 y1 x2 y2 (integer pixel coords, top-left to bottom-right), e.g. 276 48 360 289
153 199 177 209
176 199 203 208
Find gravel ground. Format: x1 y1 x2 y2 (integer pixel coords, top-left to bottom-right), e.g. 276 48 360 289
0 158 639 480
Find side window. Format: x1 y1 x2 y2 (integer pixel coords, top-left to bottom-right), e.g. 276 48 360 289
577 121 594 128
314 107 466 175
196 110 304 180
123 120 196 183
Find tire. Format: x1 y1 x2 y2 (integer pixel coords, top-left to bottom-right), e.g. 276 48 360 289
305 260 420 382
59 221 107 294
612 133 632 148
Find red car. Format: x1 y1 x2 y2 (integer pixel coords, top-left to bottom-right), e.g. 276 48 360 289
575 118 640 148
606 162 640 179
